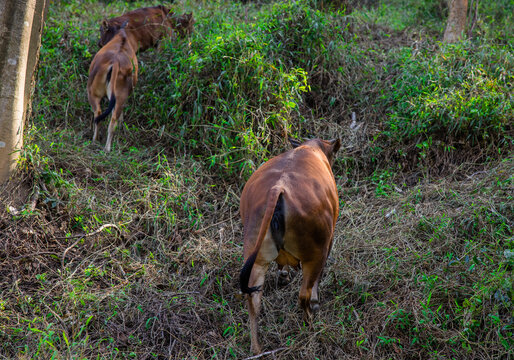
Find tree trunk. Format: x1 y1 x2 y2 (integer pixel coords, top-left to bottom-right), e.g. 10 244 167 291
443 0 468 43
0 0 47 183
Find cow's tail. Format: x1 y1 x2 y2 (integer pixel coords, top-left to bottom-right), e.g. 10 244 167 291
240 186 285 295
94 63 118 125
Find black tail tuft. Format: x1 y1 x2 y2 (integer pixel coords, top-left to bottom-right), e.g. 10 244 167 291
240 252 261 294
94 93 116 125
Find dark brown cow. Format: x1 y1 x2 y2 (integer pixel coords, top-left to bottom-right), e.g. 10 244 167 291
87 22 138 152
239 137 341 354
98 5 194 51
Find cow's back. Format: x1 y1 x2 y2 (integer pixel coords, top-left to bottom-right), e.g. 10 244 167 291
101 6 170 51
241 145 338 244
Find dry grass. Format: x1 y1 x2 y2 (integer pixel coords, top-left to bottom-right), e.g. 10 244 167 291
1 0 512 358
1 149 512 358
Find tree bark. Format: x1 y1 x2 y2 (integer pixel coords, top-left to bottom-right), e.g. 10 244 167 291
443 0 468 43
0 0 47 183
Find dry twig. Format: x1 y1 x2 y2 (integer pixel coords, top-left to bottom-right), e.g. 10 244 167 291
242 347 287 360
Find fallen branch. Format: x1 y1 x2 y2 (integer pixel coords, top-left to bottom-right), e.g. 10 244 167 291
242 348 287 360
56 223 121 240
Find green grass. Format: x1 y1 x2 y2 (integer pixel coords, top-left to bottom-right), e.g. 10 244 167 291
0 0 512 358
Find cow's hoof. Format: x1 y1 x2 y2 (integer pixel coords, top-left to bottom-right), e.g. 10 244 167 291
278 270 290 286
311 303 320 313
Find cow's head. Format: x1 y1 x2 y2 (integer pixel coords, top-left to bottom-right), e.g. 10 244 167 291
98 19 121 48
175 12 195 37
289 137 341 166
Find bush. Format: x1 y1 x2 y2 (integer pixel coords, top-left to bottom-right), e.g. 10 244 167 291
140 14 310 178
381 42 513 160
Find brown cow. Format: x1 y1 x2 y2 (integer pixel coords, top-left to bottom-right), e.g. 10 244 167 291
98 5 194 51
239 137 341 354
87 22 138 152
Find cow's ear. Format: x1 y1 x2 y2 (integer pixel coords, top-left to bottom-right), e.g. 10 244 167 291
329 138 341 154
162 6 172 15
101 19 108 29
288 137 302 149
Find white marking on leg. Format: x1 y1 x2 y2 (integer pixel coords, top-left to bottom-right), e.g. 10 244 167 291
105 113 121 152
311 278 320 312
93 123 98 142
105 130 112 152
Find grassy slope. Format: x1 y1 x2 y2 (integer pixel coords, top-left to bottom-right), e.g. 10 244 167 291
0 0 512 358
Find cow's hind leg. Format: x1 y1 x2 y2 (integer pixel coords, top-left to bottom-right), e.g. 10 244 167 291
105 90 128 152
247 261 269 354
310 255 330 314
90 96 102 143
310 238 334 313
105 112 121 152
310 277 321 313
299 260 324 323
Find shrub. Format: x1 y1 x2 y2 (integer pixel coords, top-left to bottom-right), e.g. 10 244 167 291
382 42 513 157
141 17 309 178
